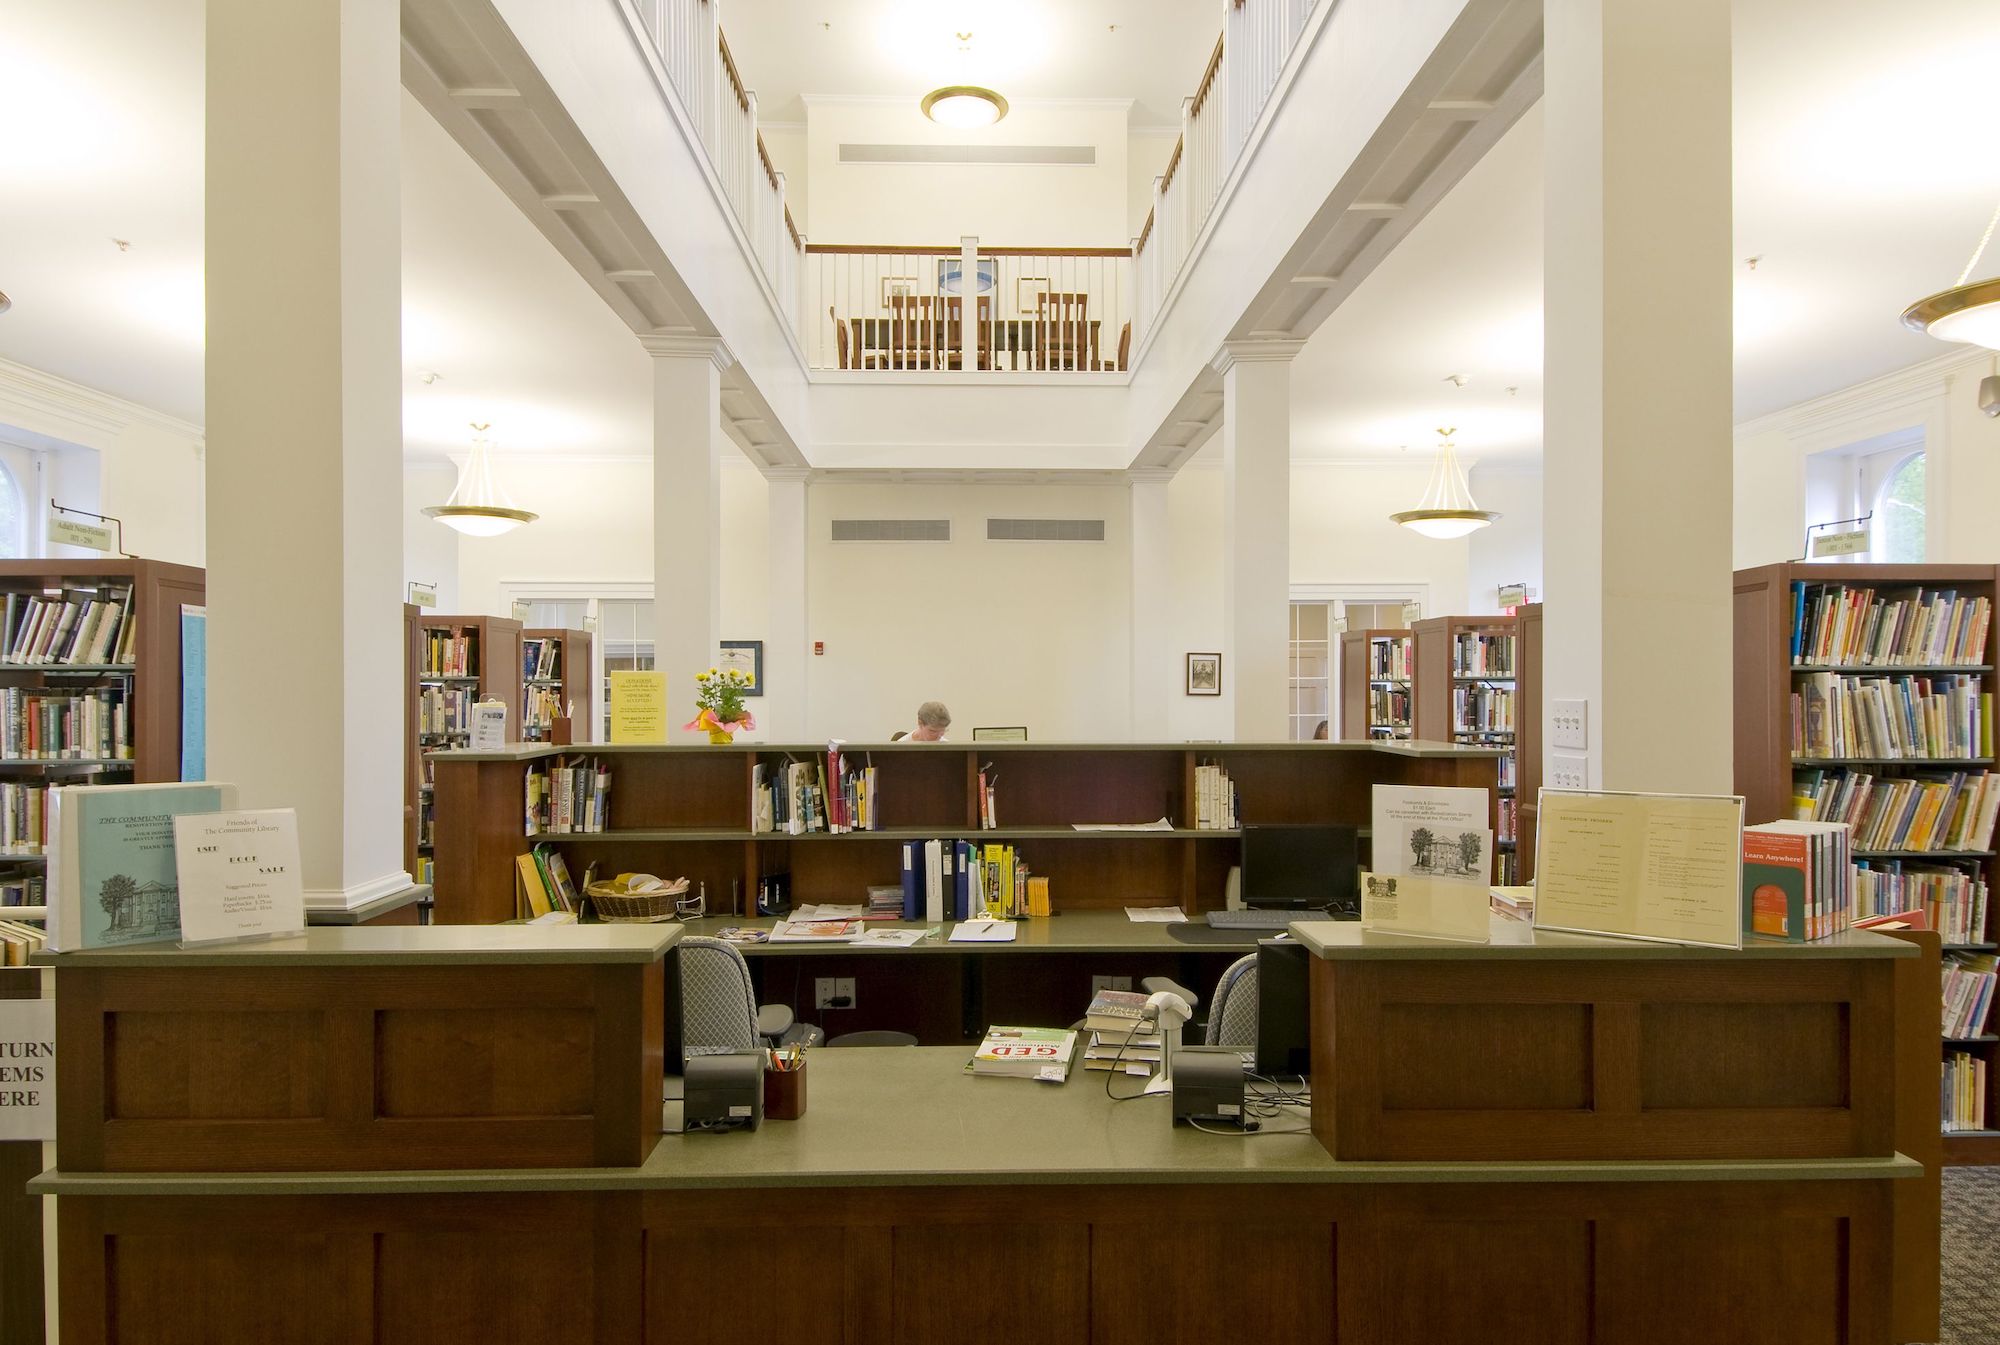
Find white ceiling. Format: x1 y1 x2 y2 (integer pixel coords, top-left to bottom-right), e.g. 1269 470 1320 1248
722 0 1220 127
1292 0 2000 463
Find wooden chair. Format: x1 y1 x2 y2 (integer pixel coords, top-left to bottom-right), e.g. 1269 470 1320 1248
945 296 994 370
1036 292 1090 371
829 306 851 370
888 294 948 370
1106 321 1131 371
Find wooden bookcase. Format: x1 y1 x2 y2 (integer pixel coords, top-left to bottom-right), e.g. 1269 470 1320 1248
1338 630 1414 741
1412 615 1519 880
431 742 1502 926
1734 561 2000 1164
0 559 205 925
521 627 594 744
1515 602 1543 882
412 615 523 891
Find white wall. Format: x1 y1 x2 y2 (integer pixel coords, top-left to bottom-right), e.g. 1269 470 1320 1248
762 125 809 235
452 457 654 615
1464 465 1542 612
1128 131 1178 240
402 460 461 612
1166 462 1231 740
802 99 1132 246
1290 462 1470 614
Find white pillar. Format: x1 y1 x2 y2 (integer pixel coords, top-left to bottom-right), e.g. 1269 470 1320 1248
206 0 410 911
765 469 809 741
643 336 731 742
1543 0 1733 793
1129 470 1175 740
1213 341 1301 742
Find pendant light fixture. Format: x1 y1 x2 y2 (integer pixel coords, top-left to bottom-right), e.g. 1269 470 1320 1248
1390 427 1499 539
920 31 1006 128
424 422 538 537
1902 196 2000 350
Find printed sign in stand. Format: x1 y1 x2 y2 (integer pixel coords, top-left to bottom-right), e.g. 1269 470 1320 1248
1364 784 1493 942
1532 789 1745 949
173 809 306 948
609 670 669 744
0 998 55 1141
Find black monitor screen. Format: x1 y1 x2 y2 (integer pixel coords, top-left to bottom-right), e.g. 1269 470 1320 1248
1240 824 1358 913
1256 938 1313 1077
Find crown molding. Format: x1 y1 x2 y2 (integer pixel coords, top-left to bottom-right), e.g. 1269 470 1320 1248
1733 347 1985 442
0 357 204 444
1210 339 1306 375
763 467 813 483
637 333 735 371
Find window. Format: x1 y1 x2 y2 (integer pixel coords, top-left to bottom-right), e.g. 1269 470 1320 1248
0 460 23 558
597 599 655 739
1870 451 1925 563
1288 601 1330 741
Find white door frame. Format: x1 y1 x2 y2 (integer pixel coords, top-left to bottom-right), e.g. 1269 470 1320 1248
1291 582 1432 740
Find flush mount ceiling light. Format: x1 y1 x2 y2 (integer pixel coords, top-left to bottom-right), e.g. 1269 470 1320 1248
921 85 1007 128
0 291 10 315
1390 427 1499 539
1902 196 2000 351
423 422 538 537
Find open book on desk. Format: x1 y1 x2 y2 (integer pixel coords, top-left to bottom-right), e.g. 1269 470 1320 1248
948 918 1017 943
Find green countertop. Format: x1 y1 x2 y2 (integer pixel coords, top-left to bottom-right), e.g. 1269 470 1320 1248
680 909 1266 955
304 883 430 926
30 922 680 968
1292 918 1919 961
431 738 1505 763
29 1048 1923 1196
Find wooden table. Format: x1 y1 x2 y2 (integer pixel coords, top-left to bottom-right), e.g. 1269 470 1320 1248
843 315 1103 370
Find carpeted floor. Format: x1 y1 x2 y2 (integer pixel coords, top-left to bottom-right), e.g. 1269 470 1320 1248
1939 1167 2000 1345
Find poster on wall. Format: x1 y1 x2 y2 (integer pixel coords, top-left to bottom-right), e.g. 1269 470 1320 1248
180 605 206 781
609 670 669 744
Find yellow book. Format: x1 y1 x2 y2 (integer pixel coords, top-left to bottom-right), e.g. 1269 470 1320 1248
1027 875 1051 918
516 852 553 918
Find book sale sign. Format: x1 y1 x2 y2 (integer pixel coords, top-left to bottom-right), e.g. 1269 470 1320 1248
0 998 55 1141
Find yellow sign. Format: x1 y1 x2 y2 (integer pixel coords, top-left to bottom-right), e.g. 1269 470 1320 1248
1533 789 1744 949
608 670 668 744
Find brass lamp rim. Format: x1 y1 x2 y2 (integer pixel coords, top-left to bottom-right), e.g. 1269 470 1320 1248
1901 276 2000 334
1390 508 1500 526
920 85 1009 123
422 504 540 524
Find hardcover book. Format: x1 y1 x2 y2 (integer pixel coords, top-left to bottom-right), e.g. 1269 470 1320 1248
46 781 235 951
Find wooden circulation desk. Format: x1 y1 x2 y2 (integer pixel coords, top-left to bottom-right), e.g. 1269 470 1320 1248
30 924 1936 1344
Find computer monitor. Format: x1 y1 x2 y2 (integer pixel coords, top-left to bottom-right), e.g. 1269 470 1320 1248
1239 823 1358 915
1255 938 1313 1077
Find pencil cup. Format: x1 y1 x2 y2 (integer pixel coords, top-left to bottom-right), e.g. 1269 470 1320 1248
550 716 573 746
763 1061 807 1121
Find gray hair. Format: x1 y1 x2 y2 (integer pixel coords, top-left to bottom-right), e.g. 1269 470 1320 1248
916 701 952 730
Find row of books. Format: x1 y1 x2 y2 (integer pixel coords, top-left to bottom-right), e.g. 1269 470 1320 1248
420 629 478 678
1791 673 1990 760
754 750 880 834
1854 861 1988 942
1790 581 1991 668
1368 688 1411 730
1451 631 1515 677
1453 684 1515 735
1743 819 1853 942
521 637 564 682
1792 767 2000 853
1944 1052 1988 1132
1368 636 1411 681
1943 953 1996 1038
0 688 130 761
418 685 474 737
0 782 46 854
517 845 582 918
1194 762 1238 830
413 855 433 887
525 755 611 833
0 917 45 964
523 683 564 738
1498 752 1517 790
1 871 43 908
1 585 137 666
977 762 998 828
900 839 1048 920
1498 796 1517 845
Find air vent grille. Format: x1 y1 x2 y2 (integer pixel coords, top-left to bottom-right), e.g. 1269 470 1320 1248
986 518 1106 542
831 519 952 543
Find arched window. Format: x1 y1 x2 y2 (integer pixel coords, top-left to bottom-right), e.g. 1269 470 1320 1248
1872 451 1925 563
0 459 25 558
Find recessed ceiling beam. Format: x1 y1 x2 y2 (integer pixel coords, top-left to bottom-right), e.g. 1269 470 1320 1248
1346 201 1405 217
447 86 522 107
605 269 654 282
1426 99 1494 119
542 193 600 209
1290 274 1342 287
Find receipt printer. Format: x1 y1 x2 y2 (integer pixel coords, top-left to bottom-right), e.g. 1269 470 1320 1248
1172 1047 1247 1126
684 1052 764 1132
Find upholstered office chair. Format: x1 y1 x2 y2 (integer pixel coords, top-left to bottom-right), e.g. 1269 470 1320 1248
1141 953 1258 1050
678 936 822 1058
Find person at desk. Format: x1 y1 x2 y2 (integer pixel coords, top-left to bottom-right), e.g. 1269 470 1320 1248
1313 720 1329 740
908 701 952 742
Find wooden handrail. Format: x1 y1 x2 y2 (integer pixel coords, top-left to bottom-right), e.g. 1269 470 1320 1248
1191 33 1226 118
717 29 748 111
1160 137 1184 192
785 206 802 251
804 244 1134 257
1136 209 1155 254
756 131 777 190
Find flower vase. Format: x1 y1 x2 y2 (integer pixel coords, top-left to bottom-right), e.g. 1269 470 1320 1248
706 726 737 745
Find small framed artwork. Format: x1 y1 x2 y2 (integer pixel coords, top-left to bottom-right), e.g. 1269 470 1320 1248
880 276 917 307
1016 276 1049 314
1185 652 1222 696
718 640 764 696
971 726 1029 742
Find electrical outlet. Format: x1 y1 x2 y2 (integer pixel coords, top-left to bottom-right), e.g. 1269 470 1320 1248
1090 974 1134 997
836 977 855 1009
815 978 838 1009
1549 752 1589 791
1551 699 1588 750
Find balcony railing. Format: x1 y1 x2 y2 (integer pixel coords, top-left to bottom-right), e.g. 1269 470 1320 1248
808 244 1132 374
1133 0 1320 339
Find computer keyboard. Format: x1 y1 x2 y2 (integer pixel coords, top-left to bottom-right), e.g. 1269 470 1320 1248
1204 909 1304 929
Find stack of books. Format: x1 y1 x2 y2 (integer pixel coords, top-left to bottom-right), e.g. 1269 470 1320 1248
0 917 45 964
1742 819 1852 941
1943 1052 1988 1131
865 884 904 919
1943 952 1997 1038
1793 767 2000 851
525 755 611 833
1790 582 1991 667
1 586 136 665
1080 989 1162 1077
1490 884 1534 922
968 1026 1077 1081
1790 672 1990 759
1194 761 1237 829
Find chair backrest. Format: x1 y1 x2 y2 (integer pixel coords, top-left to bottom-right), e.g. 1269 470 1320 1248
829 305 850 369
1116 320 1132 371
1205 954 1259 1049
678 936 762 1057
889 294 946 368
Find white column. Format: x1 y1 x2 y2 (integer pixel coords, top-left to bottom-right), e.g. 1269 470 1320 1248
1129 471 1175 740
1543 0 1733 793
764 469 809 741
1213 341 1302 742
643 336 731 742
205 0 410 911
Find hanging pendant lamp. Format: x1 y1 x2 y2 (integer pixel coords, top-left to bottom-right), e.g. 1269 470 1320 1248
1390 427 1499 539
423 423 538 537
1902 196 2000 351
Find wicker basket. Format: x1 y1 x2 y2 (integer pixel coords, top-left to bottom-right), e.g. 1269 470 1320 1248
584 874 690 923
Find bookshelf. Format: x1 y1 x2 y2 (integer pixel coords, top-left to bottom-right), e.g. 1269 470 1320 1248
430 741 1503 926
1412 615 1519 880
1338 630 1413 741
0 559 205 926
520 627 593 743
411 615 523 891
1734 561 2000 1163
1515 602 1543 882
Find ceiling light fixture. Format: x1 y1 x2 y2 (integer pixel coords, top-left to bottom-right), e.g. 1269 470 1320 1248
921 85 1007 128
1903 196 2000 350
0 292 10 315
423 422 538 537
1390 426 1499 539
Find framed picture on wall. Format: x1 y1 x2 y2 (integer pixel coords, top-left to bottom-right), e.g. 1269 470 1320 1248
719 640 764 696
1185 652 1222 696
880 276 917 307
1016 276 1050 314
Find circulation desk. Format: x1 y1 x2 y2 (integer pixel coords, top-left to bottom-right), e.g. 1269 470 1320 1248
31 923 1936 1344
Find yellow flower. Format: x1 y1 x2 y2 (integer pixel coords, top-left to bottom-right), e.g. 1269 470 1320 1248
696 672 709 682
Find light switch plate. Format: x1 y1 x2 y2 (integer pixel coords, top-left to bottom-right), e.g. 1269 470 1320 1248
1551 699 1588 750
1549 753 1589 791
